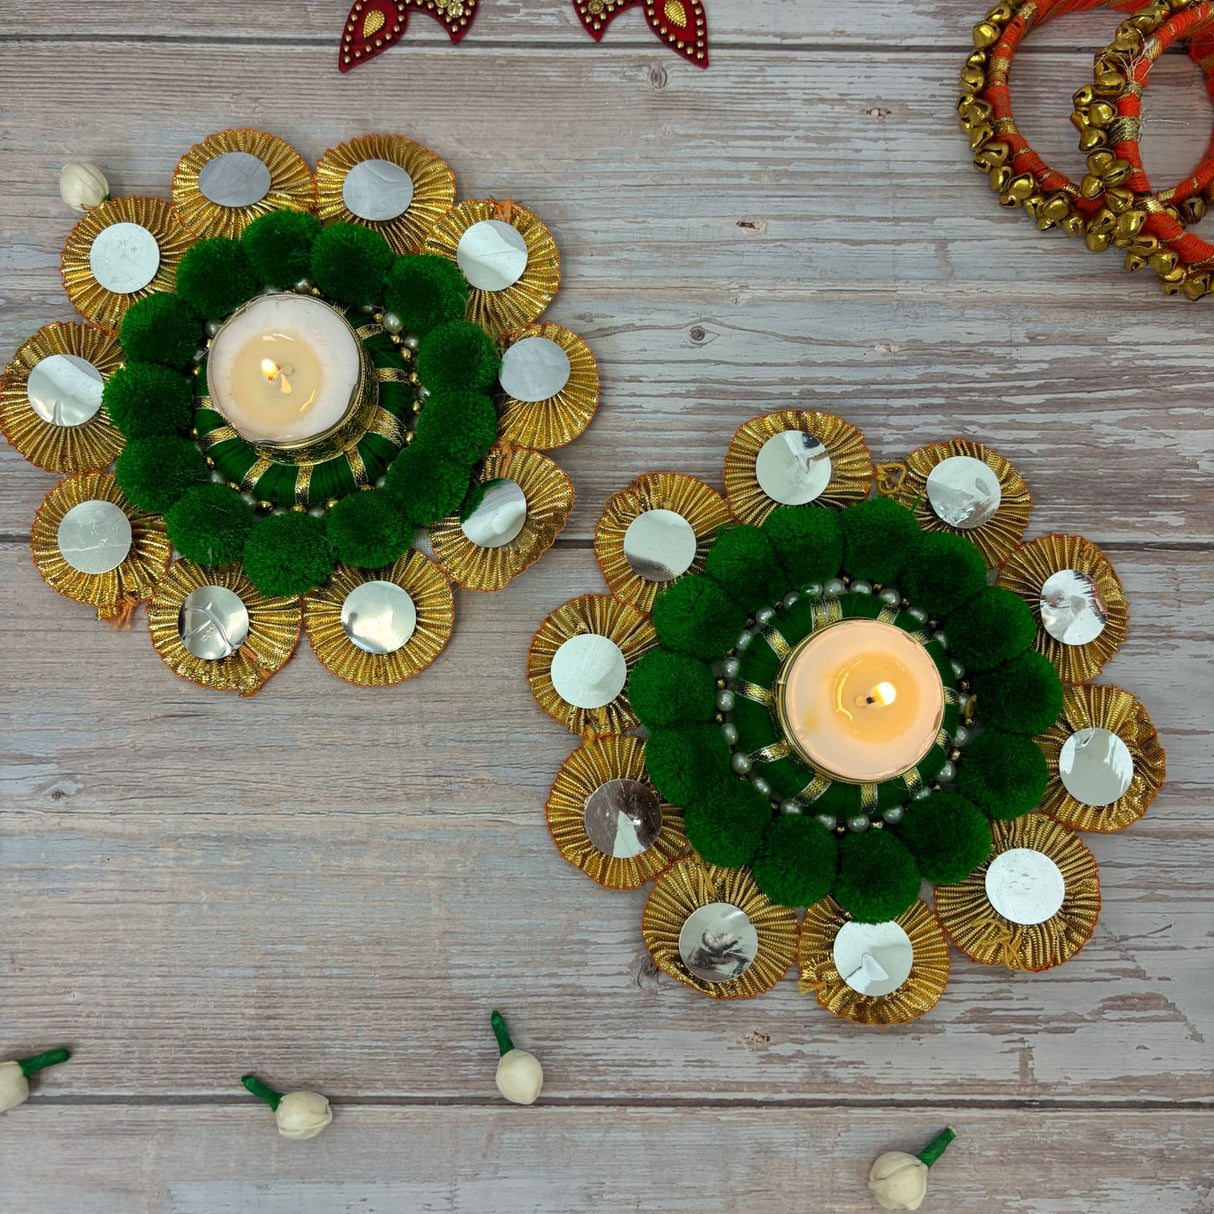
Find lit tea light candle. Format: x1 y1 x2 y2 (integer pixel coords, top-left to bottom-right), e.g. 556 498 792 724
776 620 944 783
207 294 367 449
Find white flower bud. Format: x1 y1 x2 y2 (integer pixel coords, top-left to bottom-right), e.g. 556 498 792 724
273 1090 332 1140
0 1061 30 1113
495 1049 543 1105
868 1151 929 1210
59 162 109 212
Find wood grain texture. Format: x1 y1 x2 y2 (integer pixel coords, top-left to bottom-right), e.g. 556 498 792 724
0 0 1211 1209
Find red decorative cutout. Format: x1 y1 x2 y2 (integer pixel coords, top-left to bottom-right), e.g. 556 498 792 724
341 0 708 70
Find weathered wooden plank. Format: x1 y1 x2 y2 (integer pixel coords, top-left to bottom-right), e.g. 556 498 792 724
1 1106 1211 1214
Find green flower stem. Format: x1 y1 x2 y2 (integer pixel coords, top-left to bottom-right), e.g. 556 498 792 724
18 1048 70 1076
241 1073 283 1111
490 1010 514 1057
916 1127 956 1168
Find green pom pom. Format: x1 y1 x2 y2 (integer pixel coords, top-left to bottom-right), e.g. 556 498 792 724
683 778 772 867
833 830 921 924
175 238 259 319
114 435 207 513
325 489 412 569
310 223 394 307
651 576 747 661
383 254 469 336
761 506 844 585
899 531 989 617
382 442 470 526
628 648 716 728
947 585 1036 671
704 525 790 611
242 512 333 597
894 791 992 884
165 483 253 566
752 816 838 907
971 650 1064 735
644 723 732 808
416 320 500 393
840 498 921 584
101 362 193 438
118 293 203 369
242 209 322 287
955 731 1048 819
413 390 498 463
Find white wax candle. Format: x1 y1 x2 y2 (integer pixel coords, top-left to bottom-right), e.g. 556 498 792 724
207 294 363 446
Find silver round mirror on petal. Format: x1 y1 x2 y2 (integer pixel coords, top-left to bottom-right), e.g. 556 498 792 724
754 430 832 505
1040 569 1108 646
831 919 915 997
623 509 698 582
1059 726 1134 806
340 580 417 655
89 223 161 294
925 455 1002 530
456 219 529 291
549 633 628 710
27 354 105 427
985 848 1066 925
583 778 663 859
56 500 132 574
342 158 415 222
678 902 760 983
498 336 571 402
460 479 528 549
197 151 273 208
178 585 251 660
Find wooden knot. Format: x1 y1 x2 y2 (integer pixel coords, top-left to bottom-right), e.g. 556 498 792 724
107 593 141 631
874 462 908 496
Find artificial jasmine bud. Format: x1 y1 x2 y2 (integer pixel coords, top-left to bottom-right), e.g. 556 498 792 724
869 1127 955 1210
491 1010 543 1106
242 1073 333 1140
0 1047 71 1112
59 162 109 212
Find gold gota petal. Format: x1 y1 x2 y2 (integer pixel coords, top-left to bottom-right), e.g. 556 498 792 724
60 196 196 331
495 323 599 450
304 551 455 686
30 473 171 620
997 533 1128 684
934 815 1100 972
890 438 1032 567
527 593 657 736
430 446 573 592
723 410 873 526
594 472 731 613
147 560 302 696
316 134 456 254
1037 684 1165 833
797 897 951 1026
423 200 560 336
641 857 799 1000
1 323 124 472
172 129 316 240
546 733 686 890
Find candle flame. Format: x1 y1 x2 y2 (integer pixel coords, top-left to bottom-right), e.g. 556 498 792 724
857 681 897 708
260 358 292 395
